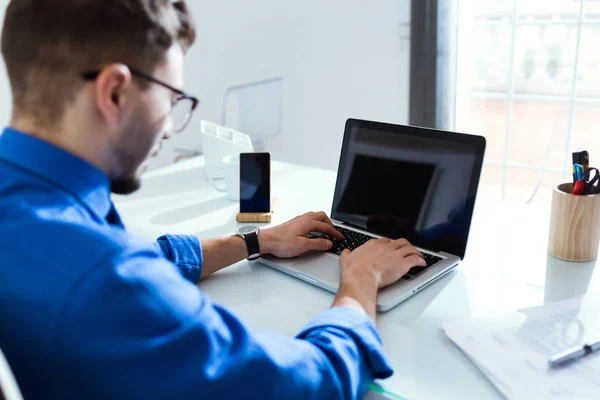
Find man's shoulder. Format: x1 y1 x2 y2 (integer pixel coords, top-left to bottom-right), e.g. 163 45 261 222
0 199 153 279
0 198 164 334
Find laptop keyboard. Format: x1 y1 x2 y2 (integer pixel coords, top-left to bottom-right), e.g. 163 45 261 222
403 252 444 280
329 226 375 254
306 225 444 280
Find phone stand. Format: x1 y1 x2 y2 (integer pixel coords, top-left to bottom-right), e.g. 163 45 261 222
236 199 280 223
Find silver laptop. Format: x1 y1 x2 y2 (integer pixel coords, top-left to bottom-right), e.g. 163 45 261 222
260 119 486 312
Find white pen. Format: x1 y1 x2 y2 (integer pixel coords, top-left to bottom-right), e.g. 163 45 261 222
548 340 600 368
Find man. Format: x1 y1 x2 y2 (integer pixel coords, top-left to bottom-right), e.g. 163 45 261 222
0 1 426 399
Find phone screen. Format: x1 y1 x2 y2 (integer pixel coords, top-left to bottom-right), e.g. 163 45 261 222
240 152 271 213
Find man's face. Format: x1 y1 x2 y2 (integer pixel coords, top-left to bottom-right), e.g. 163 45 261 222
110 45 185 195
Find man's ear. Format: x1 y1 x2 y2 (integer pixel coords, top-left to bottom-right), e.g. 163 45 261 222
93 64 132 124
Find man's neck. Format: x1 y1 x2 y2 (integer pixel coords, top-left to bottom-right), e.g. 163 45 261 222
9 117 113 177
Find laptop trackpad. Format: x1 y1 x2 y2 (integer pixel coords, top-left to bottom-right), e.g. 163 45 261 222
291 252 341 287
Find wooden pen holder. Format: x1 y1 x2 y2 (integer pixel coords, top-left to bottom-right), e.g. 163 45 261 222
548 183 600 261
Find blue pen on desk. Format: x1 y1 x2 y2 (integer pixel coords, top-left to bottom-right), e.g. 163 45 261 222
548 339 600 368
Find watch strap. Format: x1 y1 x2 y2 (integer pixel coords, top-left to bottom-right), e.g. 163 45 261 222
243 231 261 261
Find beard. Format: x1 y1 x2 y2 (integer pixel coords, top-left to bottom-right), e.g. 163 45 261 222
110 174 142 195
110 108 165 195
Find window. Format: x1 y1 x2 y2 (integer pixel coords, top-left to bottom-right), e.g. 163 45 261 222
454 0 600 204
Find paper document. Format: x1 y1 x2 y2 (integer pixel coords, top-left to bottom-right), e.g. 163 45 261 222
443 294 600 400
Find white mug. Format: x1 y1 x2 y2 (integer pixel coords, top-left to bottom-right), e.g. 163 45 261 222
210 154 239 201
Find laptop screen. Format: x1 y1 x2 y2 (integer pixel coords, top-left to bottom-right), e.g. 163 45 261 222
331 120 485 259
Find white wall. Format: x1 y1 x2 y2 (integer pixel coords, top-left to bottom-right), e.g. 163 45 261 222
182 0 412 171
0 1 412 172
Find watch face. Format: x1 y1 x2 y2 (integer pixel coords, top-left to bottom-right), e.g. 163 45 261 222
238 225 259 235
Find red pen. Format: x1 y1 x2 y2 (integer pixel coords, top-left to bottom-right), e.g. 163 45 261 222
573 180 586 195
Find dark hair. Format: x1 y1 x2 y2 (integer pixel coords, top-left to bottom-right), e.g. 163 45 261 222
1 0 196 128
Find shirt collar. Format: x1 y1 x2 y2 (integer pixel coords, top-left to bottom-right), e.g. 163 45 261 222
0 127 112 221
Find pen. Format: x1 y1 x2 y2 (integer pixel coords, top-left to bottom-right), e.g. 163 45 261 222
581 150 590 172
572 180 585 195
582 151 590 194
368 384 408 400
573 152 582 184
574 164 584 181
548 340 600 368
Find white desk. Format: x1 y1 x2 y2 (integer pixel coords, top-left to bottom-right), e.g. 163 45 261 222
114 157 600 400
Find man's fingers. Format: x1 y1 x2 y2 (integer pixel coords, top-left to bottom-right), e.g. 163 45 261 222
299 211 336 229
303 238 333 252
312 211 343 233
406 254 427 267
339 248 352 263
310 211 335 226
308 220 344 239
397 244 424 260
390 238 410 249
315 211 333 224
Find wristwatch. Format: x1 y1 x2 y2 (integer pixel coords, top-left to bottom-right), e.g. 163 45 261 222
236 225 261 261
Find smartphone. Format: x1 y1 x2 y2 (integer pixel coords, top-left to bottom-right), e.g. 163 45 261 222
240 152 271 213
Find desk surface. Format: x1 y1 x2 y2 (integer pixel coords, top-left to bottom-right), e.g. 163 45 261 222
114 157 600 400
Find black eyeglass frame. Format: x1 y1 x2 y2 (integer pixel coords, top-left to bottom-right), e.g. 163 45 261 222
82 67 199 133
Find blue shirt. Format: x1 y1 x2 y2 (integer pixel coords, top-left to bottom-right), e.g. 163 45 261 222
0 128 393 399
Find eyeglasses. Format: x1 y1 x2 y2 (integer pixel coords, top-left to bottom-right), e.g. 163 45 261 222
82 67 200 133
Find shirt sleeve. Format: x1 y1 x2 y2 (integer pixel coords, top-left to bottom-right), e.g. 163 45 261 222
53 245 394 400
156 234 203 283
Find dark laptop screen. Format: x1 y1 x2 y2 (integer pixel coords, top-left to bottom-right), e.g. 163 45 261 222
331 120 485 259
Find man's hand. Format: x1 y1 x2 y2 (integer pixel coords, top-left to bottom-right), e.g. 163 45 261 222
259 211 344 259
198 212 342 280
340 238 426 289
333 238 426 321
